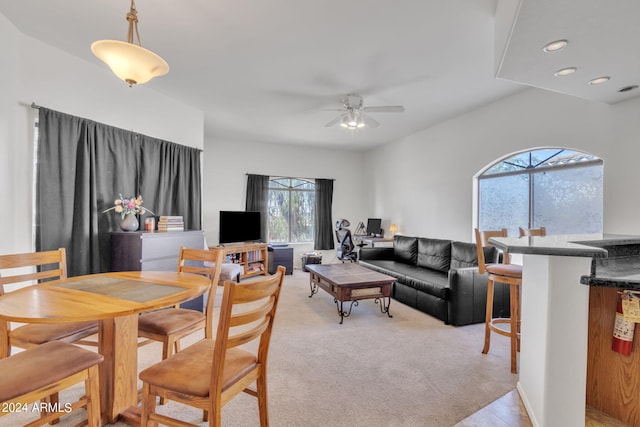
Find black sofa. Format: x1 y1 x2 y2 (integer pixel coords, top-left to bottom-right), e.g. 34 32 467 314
358 235 511 326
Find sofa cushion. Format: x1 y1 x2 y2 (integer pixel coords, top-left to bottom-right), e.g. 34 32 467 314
393 236 418 265
417 238 451 272
363 261 448 299
450 241 479 269
450 241 497 269
402 266 449 299
358 260 406 283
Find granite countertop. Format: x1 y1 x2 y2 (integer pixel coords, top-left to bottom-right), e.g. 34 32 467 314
488 233 640 290
488 233 640 258
580 256 640 288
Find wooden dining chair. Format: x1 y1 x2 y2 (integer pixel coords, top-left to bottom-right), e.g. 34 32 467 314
475 228 522 374
519 226 546 237
0 248 98 358
139 266 286 427
0 340 103 427
137 247 225 363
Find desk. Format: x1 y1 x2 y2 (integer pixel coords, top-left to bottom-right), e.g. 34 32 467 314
0 271 209 425
356 236 394 247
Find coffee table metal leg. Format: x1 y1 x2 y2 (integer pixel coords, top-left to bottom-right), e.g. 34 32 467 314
376 297 393 318
308 277 318 297
334 298 358 324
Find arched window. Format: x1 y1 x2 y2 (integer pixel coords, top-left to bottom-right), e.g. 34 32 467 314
477 148 603 236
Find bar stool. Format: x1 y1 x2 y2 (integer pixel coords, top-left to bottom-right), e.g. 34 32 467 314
475 228 522 374
519 226 546 237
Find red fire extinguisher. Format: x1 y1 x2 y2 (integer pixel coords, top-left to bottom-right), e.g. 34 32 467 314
612 292 635 356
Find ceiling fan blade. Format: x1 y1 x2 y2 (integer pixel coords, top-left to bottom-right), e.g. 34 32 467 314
361 114 379 128
324 115 344 127
363 106 405 113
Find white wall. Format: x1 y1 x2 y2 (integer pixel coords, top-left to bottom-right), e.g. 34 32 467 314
202 138 367 267
5 10 640 263
0 13 22 254
0 16 204 256
364 88 640 242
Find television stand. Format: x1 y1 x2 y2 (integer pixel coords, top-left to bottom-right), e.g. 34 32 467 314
213 242 268 279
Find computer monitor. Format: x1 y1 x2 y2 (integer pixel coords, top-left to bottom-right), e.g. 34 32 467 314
366 218 382 236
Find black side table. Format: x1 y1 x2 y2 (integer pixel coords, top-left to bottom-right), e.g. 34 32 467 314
268 246 294 274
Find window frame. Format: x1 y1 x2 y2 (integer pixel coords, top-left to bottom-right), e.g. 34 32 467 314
267 177 315 243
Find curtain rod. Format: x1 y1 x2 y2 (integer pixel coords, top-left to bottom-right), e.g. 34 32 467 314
246 173 335 181
30 102 203 152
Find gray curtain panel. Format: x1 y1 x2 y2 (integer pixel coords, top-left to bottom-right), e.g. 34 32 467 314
36 107 201 276
314 178 334 250
245 174 269 242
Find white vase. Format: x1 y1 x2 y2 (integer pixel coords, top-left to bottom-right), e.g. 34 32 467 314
120 213 139 232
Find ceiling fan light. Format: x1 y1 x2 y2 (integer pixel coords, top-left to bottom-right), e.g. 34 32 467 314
91 40 169 86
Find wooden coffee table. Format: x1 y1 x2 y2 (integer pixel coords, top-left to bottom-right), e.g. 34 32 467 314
306 263 395 324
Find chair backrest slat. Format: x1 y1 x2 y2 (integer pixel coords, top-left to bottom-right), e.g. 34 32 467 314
0 248 68 353
210 266 285 394
475 228 508 274
519 226 546 237
227 317 270 349
230 299 275 327
0 269 63 287
0 248 67 291
177 247 224 339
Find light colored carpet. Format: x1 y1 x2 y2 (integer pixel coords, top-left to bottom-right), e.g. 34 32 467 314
1 269 517 427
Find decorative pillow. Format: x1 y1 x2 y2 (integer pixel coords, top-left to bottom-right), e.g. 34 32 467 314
393 236 418 265
417 238 451 272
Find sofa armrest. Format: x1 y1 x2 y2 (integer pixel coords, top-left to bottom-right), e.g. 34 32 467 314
447 267 511 326
358 247 394 261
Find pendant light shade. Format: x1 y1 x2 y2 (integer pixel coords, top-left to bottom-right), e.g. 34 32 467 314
91 40 168 86
91 0 169 86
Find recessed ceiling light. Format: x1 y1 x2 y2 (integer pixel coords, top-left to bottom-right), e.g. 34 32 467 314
588 76 610 85
619 85 639 93
543 39 568 53
554 67 576 77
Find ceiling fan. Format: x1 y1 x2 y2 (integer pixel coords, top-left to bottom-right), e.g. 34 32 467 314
324 94 405 129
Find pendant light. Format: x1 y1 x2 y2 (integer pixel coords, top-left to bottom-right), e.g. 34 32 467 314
91 0 169 86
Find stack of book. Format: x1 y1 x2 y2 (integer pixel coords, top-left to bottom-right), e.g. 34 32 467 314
158 216 184 232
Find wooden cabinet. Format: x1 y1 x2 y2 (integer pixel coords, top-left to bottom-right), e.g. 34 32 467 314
587 286 640 426
110 230 205 311
216 242 268 279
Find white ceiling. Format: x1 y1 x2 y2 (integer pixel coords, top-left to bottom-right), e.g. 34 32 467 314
1 0 638 150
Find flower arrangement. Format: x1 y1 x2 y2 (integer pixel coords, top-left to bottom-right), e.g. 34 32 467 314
103 193 155 219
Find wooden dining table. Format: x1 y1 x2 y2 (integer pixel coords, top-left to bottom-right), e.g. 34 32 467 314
0 270 210 425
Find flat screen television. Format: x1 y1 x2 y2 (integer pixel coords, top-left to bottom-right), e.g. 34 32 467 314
366 218 382 236
219 211 261 244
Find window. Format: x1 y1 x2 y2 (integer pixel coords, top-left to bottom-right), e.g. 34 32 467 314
267 177 315 243
478 148 603 235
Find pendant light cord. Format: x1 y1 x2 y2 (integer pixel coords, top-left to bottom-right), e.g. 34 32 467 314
126 0 142 46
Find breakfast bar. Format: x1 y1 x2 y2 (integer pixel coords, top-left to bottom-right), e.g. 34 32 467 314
489 234 640 427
